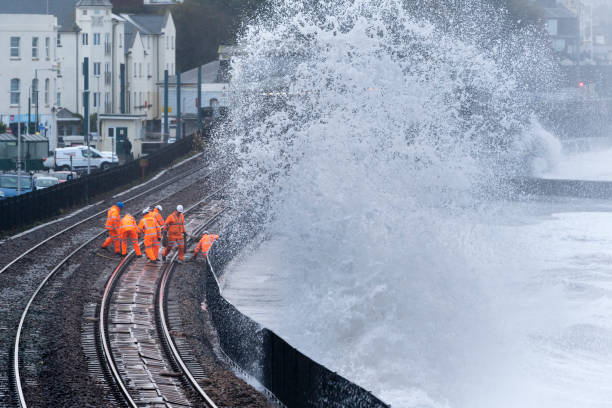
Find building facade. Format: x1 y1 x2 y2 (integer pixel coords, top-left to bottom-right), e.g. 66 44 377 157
0 0 176 152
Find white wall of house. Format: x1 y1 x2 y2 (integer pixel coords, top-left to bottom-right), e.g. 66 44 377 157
75 2 114 116
0 14 59 147
57 32 79 115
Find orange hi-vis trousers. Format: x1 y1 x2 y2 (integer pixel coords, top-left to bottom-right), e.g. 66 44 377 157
121 229 142 256
102 229 121 253
163 236 185 261
144 237 160 261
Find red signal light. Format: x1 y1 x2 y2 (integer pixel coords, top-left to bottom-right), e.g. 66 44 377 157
579 81 585 88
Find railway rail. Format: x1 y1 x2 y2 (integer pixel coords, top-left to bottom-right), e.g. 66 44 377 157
99 190 226 407
7 162 220 407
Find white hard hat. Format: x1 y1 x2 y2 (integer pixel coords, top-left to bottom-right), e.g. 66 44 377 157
203 231 209 235
142 207 151 215
177 205 184 213
155 205 162 211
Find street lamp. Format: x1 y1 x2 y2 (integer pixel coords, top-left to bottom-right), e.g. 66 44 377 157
34 67 59 132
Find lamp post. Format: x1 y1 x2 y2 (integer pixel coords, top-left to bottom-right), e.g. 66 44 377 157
17 93 22 195
34 67 59 133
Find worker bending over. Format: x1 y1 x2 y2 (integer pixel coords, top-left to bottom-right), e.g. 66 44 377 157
102 202 123 254
192 231 219 260
120 213 142 257
162 205 186 263
138 208 161 262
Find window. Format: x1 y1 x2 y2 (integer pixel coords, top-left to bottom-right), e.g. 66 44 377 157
94 62 101 76
10 37 20 58
547 19 558 36
83 9 87 15
10 78 20 105
171 36 174 50
147 63 151 77
94 9 100 15
45 37 50 58
57 34 61 47
139 92 142 107
93 33 100 45
133 63 137 78
57 92 61 106
82 33 88 45
139 63 142 78
93 92 100 107
45 78 49 105
32 37 39 58
119 34 122 48
32 78 39 105
105 92 110 113
133 91 136 108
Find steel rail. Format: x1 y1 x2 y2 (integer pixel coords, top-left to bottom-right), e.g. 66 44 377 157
157 210 226 408
0 161 212 277
12 171 220 408
99 186 227 408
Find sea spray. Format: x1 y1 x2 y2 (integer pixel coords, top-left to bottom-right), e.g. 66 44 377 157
214 1 564 406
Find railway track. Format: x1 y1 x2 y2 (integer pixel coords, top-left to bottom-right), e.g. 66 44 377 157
5 161 220 407
99 191 226 407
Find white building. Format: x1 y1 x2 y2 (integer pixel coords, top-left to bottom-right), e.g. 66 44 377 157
0 13 60 149
0 0 176 152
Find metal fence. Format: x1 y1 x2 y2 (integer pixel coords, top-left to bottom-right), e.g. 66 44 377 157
0 135 193 232
206 220 389 408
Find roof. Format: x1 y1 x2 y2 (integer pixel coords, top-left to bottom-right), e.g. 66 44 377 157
76 0 111 5
129 14 166 34
56 108 81 120
1 0 80 32
0 134 48 142
541 6 576 19
167 61 224 85
120 13 167 50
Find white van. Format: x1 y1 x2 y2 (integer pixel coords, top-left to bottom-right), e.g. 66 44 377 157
43 146 119 171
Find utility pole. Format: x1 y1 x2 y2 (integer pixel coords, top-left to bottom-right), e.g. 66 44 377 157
163 70 169 142
197 65 202 131
17 97 22 195
83 57 91 174
35 70 39 131
177 71 181 140
27 86 31 136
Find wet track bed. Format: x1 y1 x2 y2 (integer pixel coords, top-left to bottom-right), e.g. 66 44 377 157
2 155 222 407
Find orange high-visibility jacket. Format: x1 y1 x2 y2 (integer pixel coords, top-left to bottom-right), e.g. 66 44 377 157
120 214 139 234
153 208 165 228
138 213 161 241
194 234 219 256
105 205 121 230
165 211 185 238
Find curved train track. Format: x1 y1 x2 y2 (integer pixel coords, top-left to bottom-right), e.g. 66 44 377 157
7 159 220 407
98 189 226 407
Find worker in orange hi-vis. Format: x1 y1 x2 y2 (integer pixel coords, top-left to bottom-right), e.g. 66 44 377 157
162 205 186 263
138 208 161 262
101 202 123 254
191 231 220 260
120 213 142 257
153 205 165 228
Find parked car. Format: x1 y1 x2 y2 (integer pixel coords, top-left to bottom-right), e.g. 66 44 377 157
0 174 35 197
33 175 59 190
50 171 78 183
43 146 119 171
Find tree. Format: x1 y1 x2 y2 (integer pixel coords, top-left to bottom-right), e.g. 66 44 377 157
0 122 6 134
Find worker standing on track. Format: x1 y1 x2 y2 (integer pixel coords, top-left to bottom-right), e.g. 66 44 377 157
191 231 220 260
162 205 186 263
101 202 123 254
152 204 165 259
138 208 161 262
120 213 142 257
153 205 165 228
